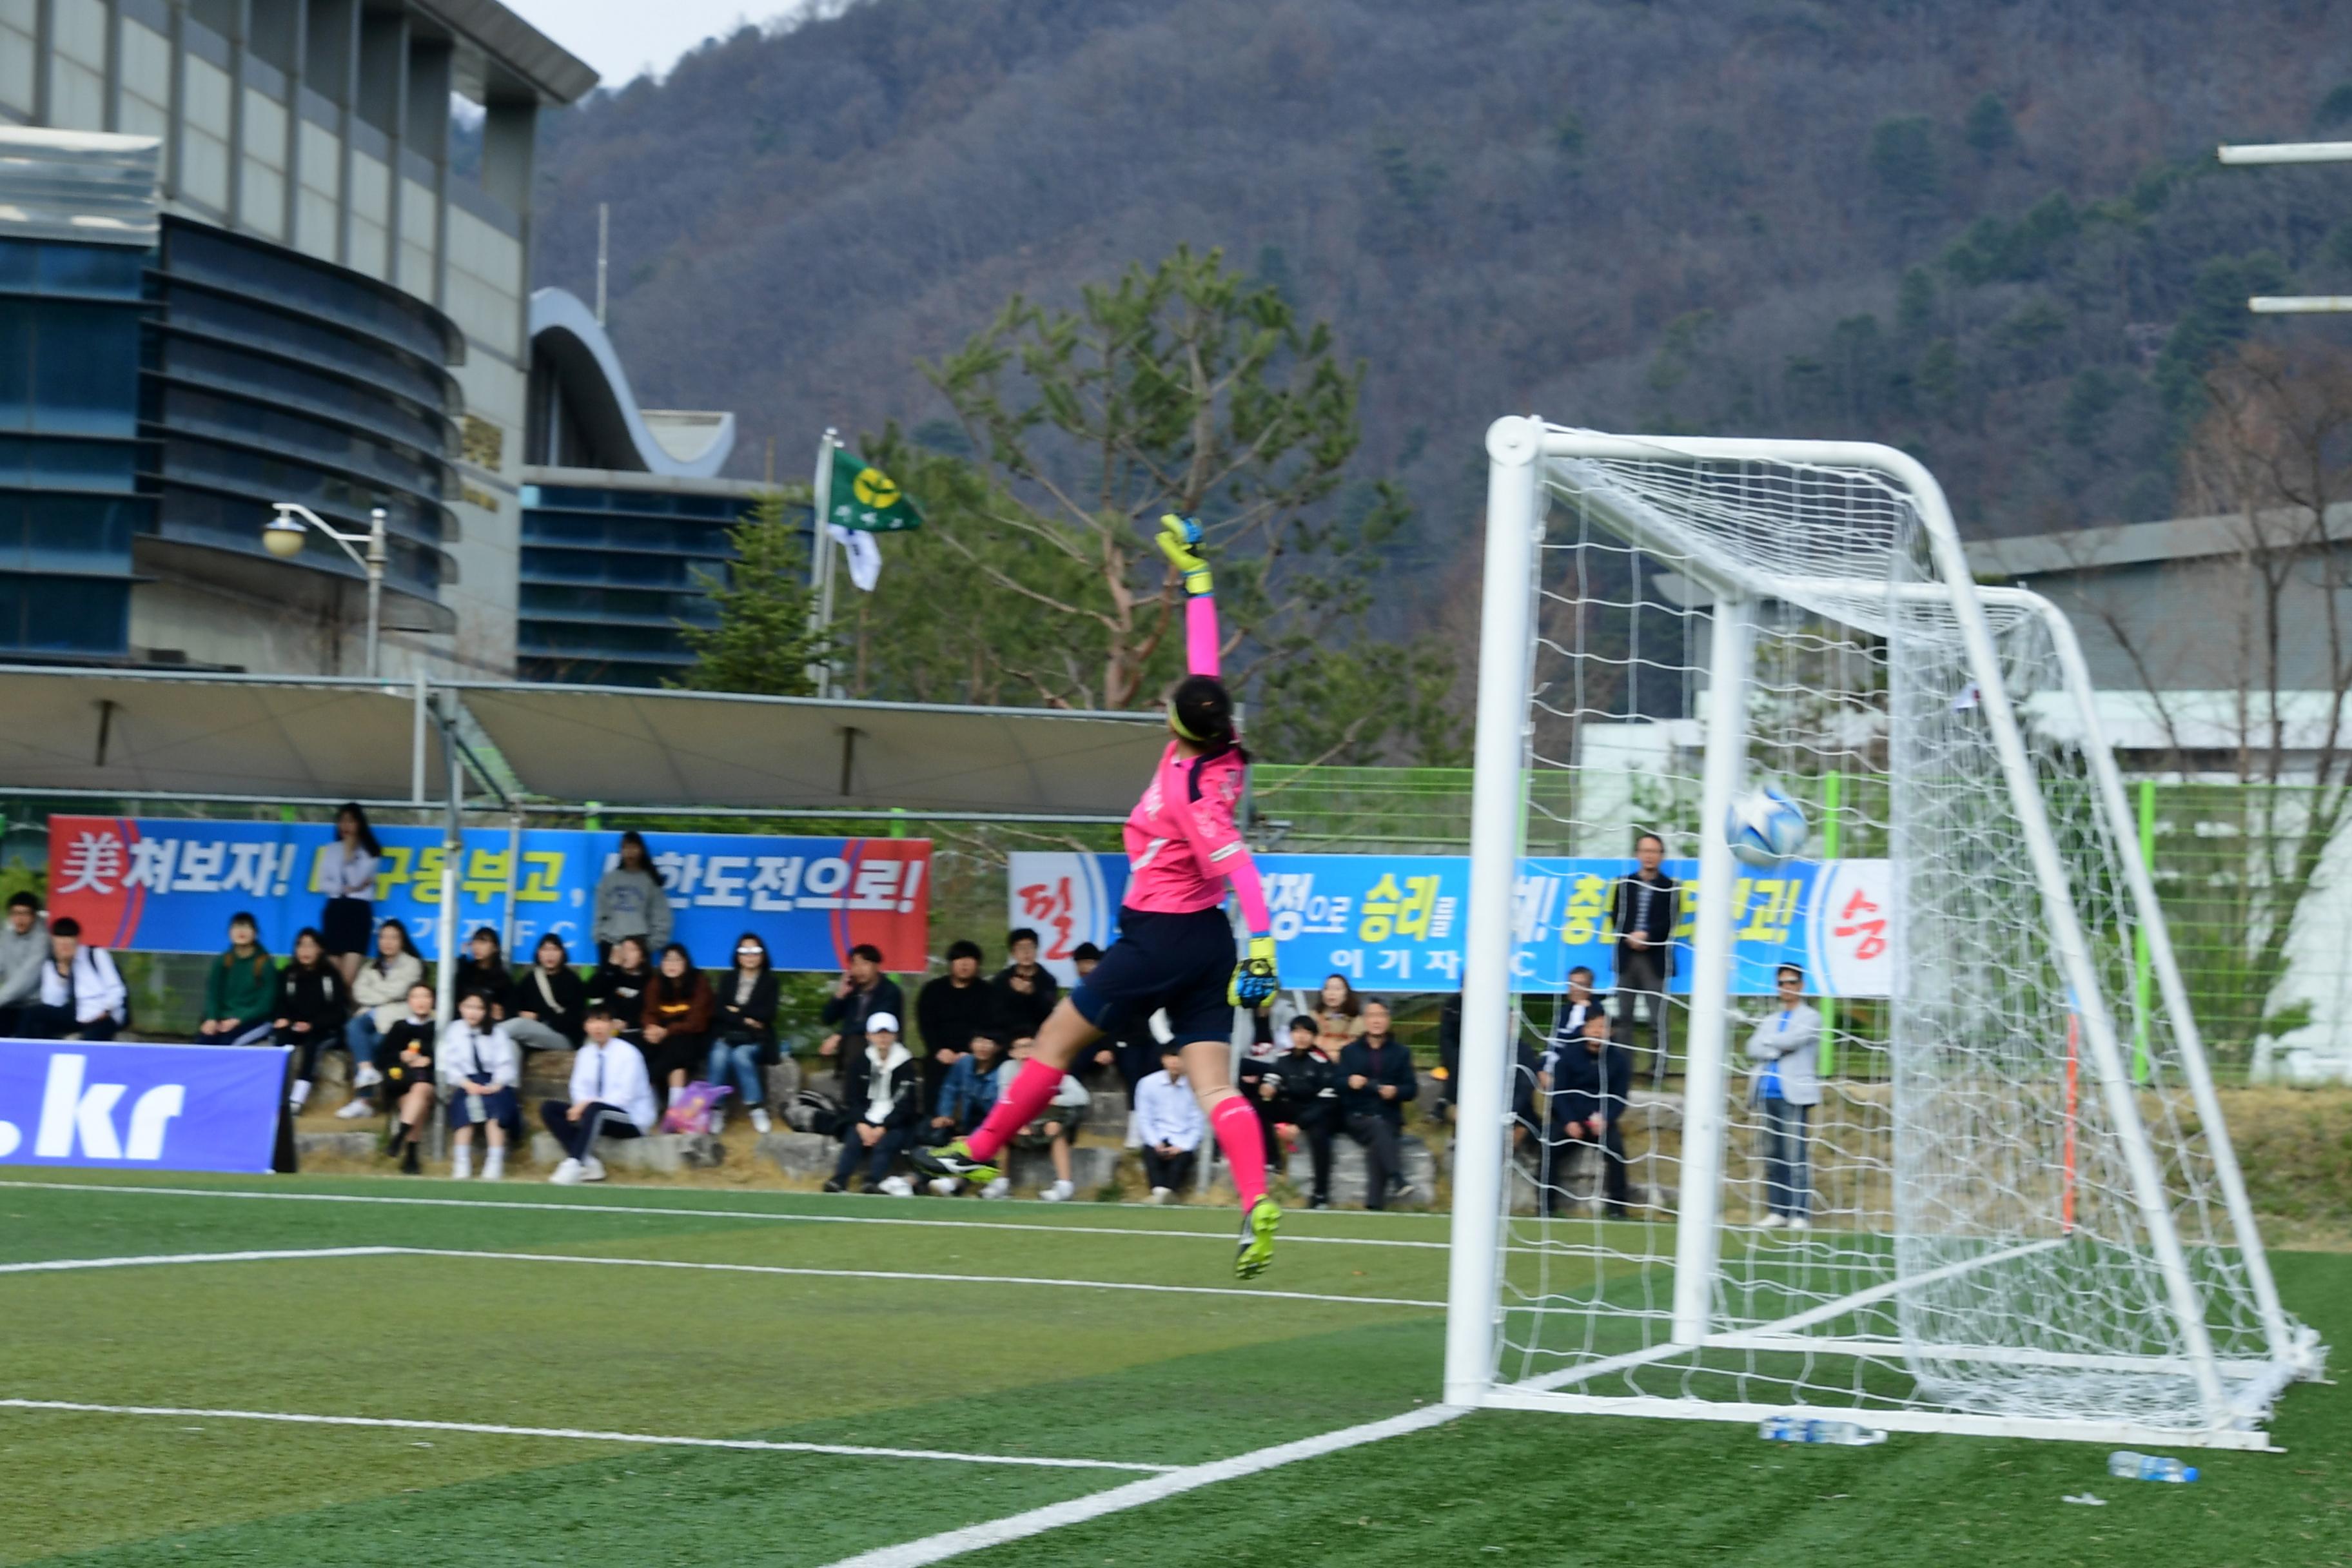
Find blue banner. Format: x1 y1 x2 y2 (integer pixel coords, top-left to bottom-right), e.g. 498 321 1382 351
1010 851 1893 997
0 1040 289 1173
50 816 934 972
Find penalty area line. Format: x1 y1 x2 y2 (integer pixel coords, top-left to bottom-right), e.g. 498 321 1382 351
816 1404 1469 1568
0 1399 1173 1473
0 1247 402 1274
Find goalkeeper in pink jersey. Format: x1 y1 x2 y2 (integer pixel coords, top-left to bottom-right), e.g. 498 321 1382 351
911 514 1285 1277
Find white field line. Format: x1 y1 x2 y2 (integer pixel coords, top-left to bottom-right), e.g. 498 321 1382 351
0 1398 1170 1473
818 1404 1468 1568
0 1247 400 1274
0 1179 1446 1250
388 1246 1442 1309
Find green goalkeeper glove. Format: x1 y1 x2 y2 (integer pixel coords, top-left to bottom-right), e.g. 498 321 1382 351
1229 933 1279 1010
1157 513 1212 596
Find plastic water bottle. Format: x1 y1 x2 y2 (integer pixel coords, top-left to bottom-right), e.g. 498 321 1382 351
2107 1451 2199 1484
1757 1416 1888 1446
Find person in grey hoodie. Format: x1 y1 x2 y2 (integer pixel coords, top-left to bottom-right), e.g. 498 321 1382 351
592 830 672 960
1747 963 1824 1230
0 891 48 1035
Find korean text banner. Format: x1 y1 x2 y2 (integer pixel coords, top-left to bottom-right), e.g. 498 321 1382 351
48 817 931 972
0 1041 289 1173
1010 851 1892 997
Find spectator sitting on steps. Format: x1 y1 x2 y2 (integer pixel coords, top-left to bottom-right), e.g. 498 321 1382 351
376 981 440 1175
439 990 518 1182
1545 1009 1633 1219
819 943 905 1068
453 927 515 1023
340 918 422 1119
544 1006 659 1186
826 1011 919 1195
585 935 652 1043
707 931 781 1136
924 1030 1008 1194
1009 1033 1090 1202
276 926 352 1113
23 916 126 1042
0 890 49 1037
1335 998 1418 1211
916 938 995 1113
505 932 587 1055
1133 1044 1206 1203
990 928 1060 1043
197 912 275 1046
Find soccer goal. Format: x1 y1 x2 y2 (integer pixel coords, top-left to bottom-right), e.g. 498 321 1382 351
1442 420 2328 1448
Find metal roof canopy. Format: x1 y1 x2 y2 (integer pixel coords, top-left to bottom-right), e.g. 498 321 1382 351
0 667 1163 821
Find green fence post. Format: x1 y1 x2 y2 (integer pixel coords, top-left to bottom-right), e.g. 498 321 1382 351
1819 770 1841 1075
583 801 602 832
2132 777 2156 1083
888 807 907 839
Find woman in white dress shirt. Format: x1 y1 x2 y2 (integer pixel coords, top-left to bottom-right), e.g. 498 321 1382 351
317 803 380 989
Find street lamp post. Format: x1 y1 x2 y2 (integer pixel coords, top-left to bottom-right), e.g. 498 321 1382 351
262 502 389 676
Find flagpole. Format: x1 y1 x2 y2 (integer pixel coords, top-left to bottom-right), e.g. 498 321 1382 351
805 427 836 696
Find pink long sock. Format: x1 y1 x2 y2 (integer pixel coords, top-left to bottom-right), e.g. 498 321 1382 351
1209 1095 1268 1208
966 1057 1069 1162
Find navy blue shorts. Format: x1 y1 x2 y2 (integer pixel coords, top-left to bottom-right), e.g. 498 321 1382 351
1070 906 1236 1047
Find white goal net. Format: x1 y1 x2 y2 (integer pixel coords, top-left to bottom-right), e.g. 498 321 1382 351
1442 421 2326 1447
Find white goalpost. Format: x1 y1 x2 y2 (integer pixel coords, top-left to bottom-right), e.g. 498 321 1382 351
1444 418 2328 1448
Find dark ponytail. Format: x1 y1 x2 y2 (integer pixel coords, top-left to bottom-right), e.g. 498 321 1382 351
1168 674 1235 749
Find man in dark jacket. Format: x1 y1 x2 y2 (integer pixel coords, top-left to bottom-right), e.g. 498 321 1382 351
1262 1014 1340 1208
1335 998 1418 1211
1610 833 1678 1086
990 927 1059 1042
915 939 995 1112
1542 1009 1634 1217
819 943 906 1097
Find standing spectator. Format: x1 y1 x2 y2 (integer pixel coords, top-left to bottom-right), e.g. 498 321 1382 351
0 890 48 1036
586 935 653 1039
506 933 587 1055
826 1011 919 1195
640 941 713 1104
1264 1014 1339 1209
1311 974 1364 1057
453 928 515 1022
275 926 352 1112
818 943 904 1062
1133 1045 1206 1202
915 939 995 1112
592 830 671 961
543 1006 658 1185
376 981 440 1175
1434 990 1462 1125
1335 998 1418 1210
340 918 422 1118
1545 1010 1634 1219
923 1031 1007 1192
316 803 380 990
990 928 1060 1042
1008 1034 1090 1202
1610 832 1678 1084
1748 963 1823 1231
438 990 517 1181
21 916 125 1041
707 932 781 1135
197 912 276 1045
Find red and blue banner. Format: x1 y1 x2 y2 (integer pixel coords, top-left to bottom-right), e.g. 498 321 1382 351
46 817 932 972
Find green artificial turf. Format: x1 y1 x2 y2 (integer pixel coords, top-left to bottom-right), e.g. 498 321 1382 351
0 1173 2345 1567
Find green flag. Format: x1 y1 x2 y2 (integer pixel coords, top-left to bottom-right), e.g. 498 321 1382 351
825 451 924 533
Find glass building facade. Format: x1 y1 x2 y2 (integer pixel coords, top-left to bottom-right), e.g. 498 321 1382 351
517 481 751 686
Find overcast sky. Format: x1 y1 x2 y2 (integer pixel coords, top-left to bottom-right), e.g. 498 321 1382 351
502 1 806 92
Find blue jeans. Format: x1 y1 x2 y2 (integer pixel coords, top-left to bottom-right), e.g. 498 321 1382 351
346 1011 383 1066
705 1040 765 1106
1759 1097 1811 1217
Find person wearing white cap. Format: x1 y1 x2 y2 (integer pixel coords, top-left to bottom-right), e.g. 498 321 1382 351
825 1011 919 1195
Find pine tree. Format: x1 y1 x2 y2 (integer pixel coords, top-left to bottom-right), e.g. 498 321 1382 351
675 491 825 696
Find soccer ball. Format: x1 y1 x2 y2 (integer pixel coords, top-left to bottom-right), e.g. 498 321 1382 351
1724 785 1808 868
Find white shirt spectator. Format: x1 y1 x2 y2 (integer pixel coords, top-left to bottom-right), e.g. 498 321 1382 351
437 1019 518 1090
1133 1068 1204 1152
315 839 377 899
567 1037 658 1134
40 945 126 1025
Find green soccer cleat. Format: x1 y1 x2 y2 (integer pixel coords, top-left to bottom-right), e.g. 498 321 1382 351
908 1138 1001 1187
1235 1195 1280 1279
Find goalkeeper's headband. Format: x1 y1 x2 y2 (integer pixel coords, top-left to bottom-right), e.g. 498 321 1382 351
1166 698 1210 743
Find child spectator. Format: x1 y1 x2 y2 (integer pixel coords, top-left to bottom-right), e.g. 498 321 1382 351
1747 963 1823 1230
1133 1045 1206 1202
317 803 380 989
438 990 517 1181
0 890 48 1037
340 918 422 1117
453 927 514 1022
543 1006 658 1185
376 981 440 1175
197 912 275 1045
1008 1033 1090 1202
825 1012 918 1195
1312 973 1364 1057
818 943 904 1062
1336 997 1417 1210
586 935 653 1039
1547 1010 1633 1219
707 932 781 1135
990 928 1060 1042
22 916 124 1041
506 932 587 1054
1264 1014 1339 1209
593 830 672 960
915 938 994 1110
640 941 712 1104
925 1030 1008 1191
276 926 352 1112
